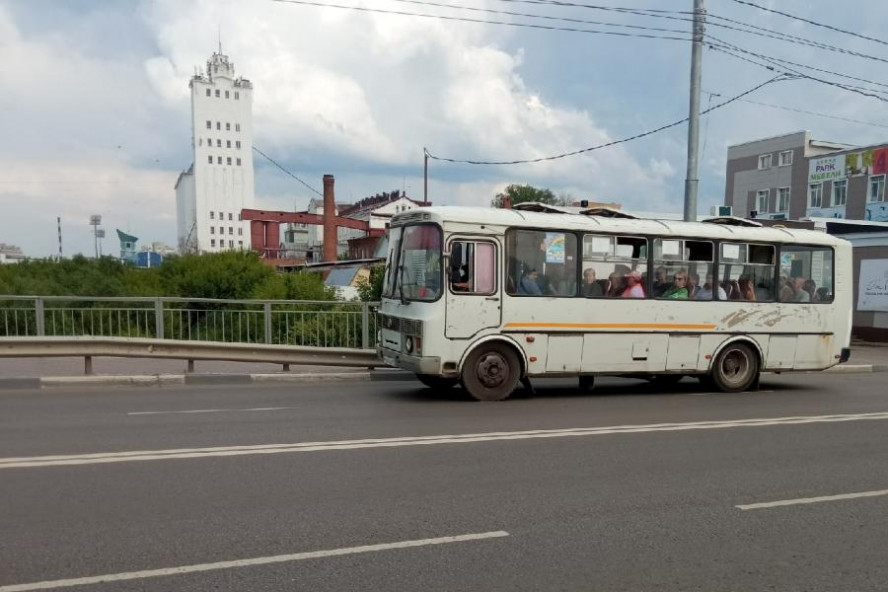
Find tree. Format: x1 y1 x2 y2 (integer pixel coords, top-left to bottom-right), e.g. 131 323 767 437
491 184 562 208
355 264 385 302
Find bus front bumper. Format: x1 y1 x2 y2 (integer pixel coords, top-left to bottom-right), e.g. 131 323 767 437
377 346 442 375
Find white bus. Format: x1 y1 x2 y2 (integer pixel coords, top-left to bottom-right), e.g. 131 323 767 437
377 206 852 401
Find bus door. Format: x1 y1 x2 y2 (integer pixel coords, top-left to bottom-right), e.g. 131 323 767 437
445 238 502 339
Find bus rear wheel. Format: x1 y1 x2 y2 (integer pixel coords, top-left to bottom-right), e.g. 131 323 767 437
461 343 521 402
711 342 759 393
416 374 458 391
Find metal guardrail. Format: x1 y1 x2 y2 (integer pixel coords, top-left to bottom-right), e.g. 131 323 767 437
0 337 384 371
0 296 380 349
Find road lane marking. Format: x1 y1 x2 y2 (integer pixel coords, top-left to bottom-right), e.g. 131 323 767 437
0 531 509 592
127 406 296 416
4 411 888 470
737 489 888 510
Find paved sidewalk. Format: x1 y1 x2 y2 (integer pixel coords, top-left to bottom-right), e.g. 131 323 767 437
0 342 883 389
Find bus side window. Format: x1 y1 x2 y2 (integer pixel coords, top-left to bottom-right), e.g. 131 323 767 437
450 241 496 295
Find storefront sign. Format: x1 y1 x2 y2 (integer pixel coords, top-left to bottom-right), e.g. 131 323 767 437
809 155 846 183
858 259 888 312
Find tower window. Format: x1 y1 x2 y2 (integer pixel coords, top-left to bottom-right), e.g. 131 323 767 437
206 88 210 97
208 155 213 164
227 140 231 148
217 156 222 164
225 90 230 99
215 89 220 97
206 120 211 129
226 123 231 131
236 158 242 166
216 121 220 130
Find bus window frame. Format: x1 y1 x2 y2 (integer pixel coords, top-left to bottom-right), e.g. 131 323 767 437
580 232 651 299
395 222 444 304
505 227 581 298
776 243 836 305
447 238 499 297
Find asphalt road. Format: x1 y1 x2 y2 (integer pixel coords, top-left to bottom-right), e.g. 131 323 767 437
2 373 888 591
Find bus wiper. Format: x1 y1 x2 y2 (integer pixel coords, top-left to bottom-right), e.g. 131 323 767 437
398 264 410 305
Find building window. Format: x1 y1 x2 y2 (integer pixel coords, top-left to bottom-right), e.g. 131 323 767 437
758 154 772 170
206 120 212 129
217 156 222 164
235 123 241 132
869 175 885 202
216 121 221 130
229 227 234 235
229 240 234 248
777 187 790 212
226 123 231 131
216 139 222 147
238 240 243 248
211 239 216 248
238 228 243 236
227 157 232 165
210 227 215 234
236 141 241 149
226 140 231 148
809 183 823 208
236 158 242 166
778 150 793 166
210 212 215 220
756 190 769 213
219 211 223 219
215 89 220 97
832 180 848 206
228 213 233 221
235 92 240 100
208 155 213 164
225 90 230 99
206 88 211 97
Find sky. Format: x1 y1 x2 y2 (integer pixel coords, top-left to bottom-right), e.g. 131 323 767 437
2 0 888 257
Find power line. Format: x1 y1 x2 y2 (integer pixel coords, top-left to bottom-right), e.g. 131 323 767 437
268 0 693 41
425 75 788 165
730 0 888 48
702 93 888 129
252 146 323 197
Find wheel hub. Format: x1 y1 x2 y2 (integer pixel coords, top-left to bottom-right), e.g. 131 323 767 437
477 353 507 388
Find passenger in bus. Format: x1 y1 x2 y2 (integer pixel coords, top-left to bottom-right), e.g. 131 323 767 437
652 266 671 297
738 276 756 301
687 273 700 299
694 274 727 300
621 270 645 298
815 287 830 302
662 270 689 299
803 279 817 302
778 277 794 302
582 268 603 297
518 268 543 295
791 277 811 302
606 271 624 297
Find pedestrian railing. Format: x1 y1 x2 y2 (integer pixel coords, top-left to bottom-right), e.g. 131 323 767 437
0 296 380 350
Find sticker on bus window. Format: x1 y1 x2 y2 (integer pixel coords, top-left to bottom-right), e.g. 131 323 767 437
545 233 565 264
661 240 680 256
723 244 741 260
590 236 611 254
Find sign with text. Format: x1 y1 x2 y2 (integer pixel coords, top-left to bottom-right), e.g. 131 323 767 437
858 259 888 312
808 155 846 183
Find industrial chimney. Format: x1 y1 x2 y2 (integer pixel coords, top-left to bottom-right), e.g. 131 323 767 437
323 174 336 262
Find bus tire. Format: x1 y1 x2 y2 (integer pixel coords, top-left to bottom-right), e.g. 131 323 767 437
710 342 759 393
461 342 521 402
416 374 458 391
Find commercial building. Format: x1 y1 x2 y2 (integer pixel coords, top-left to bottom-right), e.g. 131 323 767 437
175 50 255 254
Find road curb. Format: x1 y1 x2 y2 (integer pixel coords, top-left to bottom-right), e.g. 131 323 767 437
0 369 416 390
823 364 876 374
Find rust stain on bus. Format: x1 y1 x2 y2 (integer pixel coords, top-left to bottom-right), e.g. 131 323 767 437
504 322 717 331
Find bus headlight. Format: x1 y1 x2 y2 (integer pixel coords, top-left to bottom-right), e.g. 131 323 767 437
405 336 414 354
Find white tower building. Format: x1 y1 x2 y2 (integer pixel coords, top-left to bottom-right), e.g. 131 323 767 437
175 50 254 253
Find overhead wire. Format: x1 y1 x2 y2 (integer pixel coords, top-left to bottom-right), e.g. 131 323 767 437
425 75 789 165
702 94 888 130
252 146 323 197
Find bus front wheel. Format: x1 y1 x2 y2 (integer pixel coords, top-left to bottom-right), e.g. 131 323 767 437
461 343 521 402
416 374 458 391
711 342 759 393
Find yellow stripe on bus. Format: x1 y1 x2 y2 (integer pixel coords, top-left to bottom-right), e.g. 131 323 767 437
503 322 717 330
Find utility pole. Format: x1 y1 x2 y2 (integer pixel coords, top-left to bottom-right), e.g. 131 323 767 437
423 148 428 206
683 0 705 222
57 217 63 260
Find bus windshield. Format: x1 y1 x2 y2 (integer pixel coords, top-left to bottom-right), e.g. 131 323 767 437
383 224 442 302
